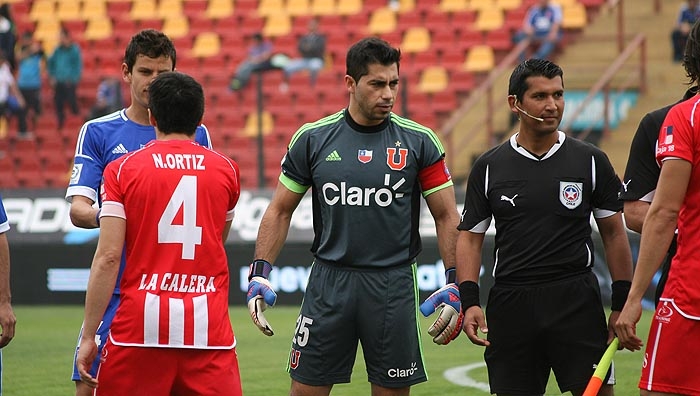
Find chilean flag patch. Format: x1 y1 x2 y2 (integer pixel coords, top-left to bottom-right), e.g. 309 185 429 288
358 149 373 163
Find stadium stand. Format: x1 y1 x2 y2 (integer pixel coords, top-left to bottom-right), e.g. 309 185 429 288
4 0 608 189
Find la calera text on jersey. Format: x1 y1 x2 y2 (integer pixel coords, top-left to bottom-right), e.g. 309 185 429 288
152 153 206 170
139 273 217 293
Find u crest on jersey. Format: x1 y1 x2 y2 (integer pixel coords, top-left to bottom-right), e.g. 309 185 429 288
386 147 408 170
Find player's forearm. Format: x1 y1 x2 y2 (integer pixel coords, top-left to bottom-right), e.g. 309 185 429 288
622 200 650 233
629 209 678 300
70 200 100 229
253 210 292 263
83 254 119 338
435 220 458 271
598 214 634 282
0 235 11 303
455 231 484 283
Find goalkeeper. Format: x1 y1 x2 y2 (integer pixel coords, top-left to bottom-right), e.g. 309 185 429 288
246 37 462 396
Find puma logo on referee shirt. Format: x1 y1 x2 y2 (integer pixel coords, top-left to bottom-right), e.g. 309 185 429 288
622 179 631 192
500 194 518 207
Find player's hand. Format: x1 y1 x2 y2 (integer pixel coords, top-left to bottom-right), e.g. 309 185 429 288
464 305 489 347
420 284 464 345
247 276 277 336
614 298 644 351
0 302 16 348
77 338 99 388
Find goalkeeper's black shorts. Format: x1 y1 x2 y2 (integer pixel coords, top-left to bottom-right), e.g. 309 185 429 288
484 271 614 395
287 260 428 388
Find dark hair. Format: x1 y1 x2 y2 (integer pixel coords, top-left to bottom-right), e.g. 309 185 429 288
124 29 176 72
345 37 401 82
0 4 12 21
508 58 564 101
684 19 700 86
148 72 204 136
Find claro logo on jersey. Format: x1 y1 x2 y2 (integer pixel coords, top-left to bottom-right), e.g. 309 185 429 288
322 174 406 207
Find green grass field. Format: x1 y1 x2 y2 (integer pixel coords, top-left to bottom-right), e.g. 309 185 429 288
2 306 652 396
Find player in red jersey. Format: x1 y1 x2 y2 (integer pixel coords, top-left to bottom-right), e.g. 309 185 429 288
76 71 242 395
616 20 700 395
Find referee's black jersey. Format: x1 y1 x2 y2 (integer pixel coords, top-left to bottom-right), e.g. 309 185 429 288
458 131 622 285
279 109 452 269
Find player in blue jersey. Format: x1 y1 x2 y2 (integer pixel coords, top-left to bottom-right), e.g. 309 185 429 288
246 37 461 396
65 29 212 396
0 195 16 396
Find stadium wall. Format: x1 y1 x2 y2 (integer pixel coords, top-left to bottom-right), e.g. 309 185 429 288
3 189 651 306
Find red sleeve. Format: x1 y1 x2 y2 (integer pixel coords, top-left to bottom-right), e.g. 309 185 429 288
418 158 452 192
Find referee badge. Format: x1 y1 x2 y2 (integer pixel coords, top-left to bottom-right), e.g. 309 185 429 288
559 181 583 209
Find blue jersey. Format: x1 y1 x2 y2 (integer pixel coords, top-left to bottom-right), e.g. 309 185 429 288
65 109 212 293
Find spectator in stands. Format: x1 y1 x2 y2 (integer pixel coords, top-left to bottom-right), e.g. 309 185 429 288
672 0 700 62
0 4 16 71
48 27 82 130
15 31 45 138
85 75 122 121
229 32 279 91
279 18 326 92
0 50 24 139
512 0 563 61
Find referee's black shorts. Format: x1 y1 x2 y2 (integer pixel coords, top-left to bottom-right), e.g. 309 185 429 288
484 271 613 395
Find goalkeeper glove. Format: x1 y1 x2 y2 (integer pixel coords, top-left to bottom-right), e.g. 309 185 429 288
247 260 277 336
419 268 464 345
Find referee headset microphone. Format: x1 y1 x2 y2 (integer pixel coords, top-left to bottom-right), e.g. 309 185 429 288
509 95 545 122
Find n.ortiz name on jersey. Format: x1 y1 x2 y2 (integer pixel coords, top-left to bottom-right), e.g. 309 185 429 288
138 273 216 293
152 153 206 170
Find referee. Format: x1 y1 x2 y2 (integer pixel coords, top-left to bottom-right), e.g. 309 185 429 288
456 59 633 396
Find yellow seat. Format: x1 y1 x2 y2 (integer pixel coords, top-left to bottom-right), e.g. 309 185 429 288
130 0 157 21
191 32 221 58
495 0 522 10
84 17 113 41
367 8 397 35
157 0 184 19
287 0 311 16
467 0 497 11
418 66 448 94
552 0 577 6
162 16 189 39
243 111 274 137
29 0 55 22
33 19 61 43
263 14 292 37
401 27 431 53
463 44 494 72
438 0 468 13
81 0 108 20
561 3 587 29
310 0 336 15
336 0 362 15
396 0 415 13
258 0 285 16
474 8 503 31
57 0 82 21
205 0 234 19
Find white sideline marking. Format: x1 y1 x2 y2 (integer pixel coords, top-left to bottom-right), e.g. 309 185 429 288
443 362 490 392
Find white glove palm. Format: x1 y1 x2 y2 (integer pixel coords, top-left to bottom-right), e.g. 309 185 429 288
420 284 464 345
247 276 277 336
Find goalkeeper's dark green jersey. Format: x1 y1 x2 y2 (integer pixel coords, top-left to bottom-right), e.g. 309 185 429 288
279 109 453 269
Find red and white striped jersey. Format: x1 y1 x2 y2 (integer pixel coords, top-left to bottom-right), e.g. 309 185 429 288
101 140 240 348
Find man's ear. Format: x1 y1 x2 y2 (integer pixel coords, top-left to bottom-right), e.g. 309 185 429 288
148 108 156 127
